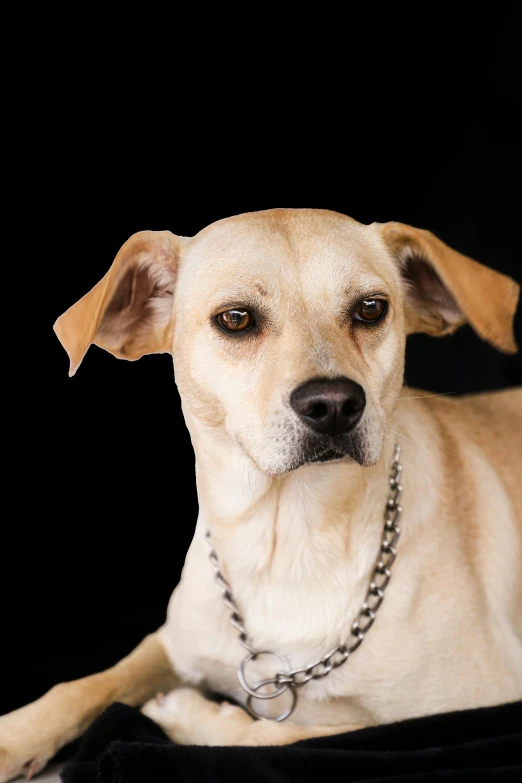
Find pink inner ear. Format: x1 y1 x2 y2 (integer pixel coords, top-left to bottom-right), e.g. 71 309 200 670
97 260 176 351
401 254 464 326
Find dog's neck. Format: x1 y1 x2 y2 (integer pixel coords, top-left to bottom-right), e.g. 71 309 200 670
188 416 397 581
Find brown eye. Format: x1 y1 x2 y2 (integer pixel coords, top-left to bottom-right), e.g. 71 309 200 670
354 298 388 324
216 309 255 332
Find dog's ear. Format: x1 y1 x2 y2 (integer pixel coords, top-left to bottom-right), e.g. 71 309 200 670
54 230 181 376
379 222 520 354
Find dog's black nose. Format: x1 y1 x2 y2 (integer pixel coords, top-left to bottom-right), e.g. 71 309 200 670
290 378 366 436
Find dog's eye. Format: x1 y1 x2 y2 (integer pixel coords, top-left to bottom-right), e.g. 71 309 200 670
216 309 255 332
354 298 388 324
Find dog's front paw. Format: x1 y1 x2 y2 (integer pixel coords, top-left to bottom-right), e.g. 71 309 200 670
0 698 66 783
141 688 254 745
0 739 51 783
0 681 94 782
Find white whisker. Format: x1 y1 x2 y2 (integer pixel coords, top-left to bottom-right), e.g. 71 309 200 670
384 425 432 458
385 419 431 443
396 392 456 401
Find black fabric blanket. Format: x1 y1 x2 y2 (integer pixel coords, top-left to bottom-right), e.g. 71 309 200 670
61 700 522 782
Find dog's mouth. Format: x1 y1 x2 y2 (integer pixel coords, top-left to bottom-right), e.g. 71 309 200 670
292 427 369 470
307 446 348 463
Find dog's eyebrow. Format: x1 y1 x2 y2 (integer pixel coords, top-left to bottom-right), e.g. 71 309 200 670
343 283 389 301
209 285 271 312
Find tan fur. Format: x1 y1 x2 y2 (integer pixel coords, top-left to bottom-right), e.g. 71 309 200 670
1 209 520 781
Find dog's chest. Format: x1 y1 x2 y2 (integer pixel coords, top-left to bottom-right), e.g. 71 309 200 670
158 519 522 723
158 527 406 715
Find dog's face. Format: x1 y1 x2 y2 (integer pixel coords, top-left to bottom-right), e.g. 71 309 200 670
54 209 519 476
173 211 405 474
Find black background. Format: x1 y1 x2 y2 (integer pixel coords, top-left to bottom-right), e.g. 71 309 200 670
2 8 521 720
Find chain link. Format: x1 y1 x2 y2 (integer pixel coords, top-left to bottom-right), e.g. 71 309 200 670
205 442 403 720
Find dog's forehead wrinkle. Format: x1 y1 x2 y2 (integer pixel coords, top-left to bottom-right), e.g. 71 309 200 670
184 211 382 284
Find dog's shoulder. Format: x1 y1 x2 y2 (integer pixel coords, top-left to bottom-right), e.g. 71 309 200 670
413 386 521 429
403 386 521 513
453 387 522 436
427 387 521 528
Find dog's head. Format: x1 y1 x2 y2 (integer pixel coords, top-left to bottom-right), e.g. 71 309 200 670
55 209 519 475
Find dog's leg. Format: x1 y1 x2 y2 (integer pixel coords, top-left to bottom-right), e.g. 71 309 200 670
0 634 178 782
142 687 365 746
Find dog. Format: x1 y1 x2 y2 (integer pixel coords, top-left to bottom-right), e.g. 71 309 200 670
1 208 521 781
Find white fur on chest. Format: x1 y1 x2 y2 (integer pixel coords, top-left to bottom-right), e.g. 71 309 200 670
158 491 423 723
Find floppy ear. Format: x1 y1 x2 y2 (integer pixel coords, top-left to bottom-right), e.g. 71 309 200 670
380 222 520 354
54 230 181 376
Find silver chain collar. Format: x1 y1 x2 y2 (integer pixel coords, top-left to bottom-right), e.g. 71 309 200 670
205 442 403 722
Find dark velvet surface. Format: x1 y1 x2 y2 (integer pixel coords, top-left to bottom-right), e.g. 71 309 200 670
61 701 522 782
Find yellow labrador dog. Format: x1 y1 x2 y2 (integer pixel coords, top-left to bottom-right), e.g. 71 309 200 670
1 209 521 781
